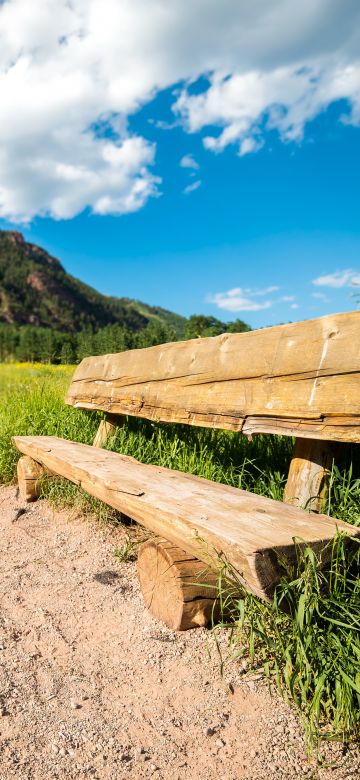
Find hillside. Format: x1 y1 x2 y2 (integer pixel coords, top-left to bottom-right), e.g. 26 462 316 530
0 231 185 334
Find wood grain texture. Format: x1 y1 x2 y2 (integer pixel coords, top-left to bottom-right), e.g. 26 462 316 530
12 436 359 600
17 455 45 502
93 413 123 448
65 312 360 443
284 438 336 512
137 537 219 630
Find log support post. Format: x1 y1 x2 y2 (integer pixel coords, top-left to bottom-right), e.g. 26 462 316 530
17 455 46 503
284 437 338 513
137 537 220 631
93 413 124 448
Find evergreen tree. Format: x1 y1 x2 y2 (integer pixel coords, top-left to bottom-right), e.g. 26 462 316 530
184 315 226 339
136 320 176 348
76 328 94 362
60 341 75 365
225 318 251 333
16 328 38 362
0 314 251 365
0 325 19 361
37 329 56 364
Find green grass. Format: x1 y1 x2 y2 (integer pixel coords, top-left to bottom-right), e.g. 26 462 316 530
213 534 360 750
0 363 293 500
0 363 359 748
114 536 141 563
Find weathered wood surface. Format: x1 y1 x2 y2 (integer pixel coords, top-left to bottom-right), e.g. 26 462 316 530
284 438 336 512
93 413 123 448
17 455 45 502
12 436 359 600
65 312 360 443
137 537 220 630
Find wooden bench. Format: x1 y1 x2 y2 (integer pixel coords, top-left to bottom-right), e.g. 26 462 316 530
13 311 360 629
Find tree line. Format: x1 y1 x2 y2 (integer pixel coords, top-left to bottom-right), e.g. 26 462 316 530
0 315 250 364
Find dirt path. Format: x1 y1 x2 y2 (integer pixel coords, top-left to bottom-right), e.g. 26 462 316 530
0 486 358 780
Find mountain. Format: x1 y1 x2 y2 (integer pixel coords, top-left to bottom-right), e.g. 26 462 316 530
0 231 185 335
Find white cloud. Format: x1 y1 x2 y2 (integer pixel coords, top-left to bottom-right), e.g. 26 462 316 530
254 285 280 295
208 286 275 312
173 4 360 155
312 270 360 288
312 291 331 302
180 154 199 170
175 63 360 155
239 137 264 157
183 180 201 195
207 285 304 313
0 133 159 222
0 1 360 220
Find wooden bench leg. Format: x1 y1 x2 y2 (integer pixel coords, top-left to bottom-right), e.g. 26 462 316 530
137 537 220 631
284 438 337 513
93 413 123 448
17 456 45 503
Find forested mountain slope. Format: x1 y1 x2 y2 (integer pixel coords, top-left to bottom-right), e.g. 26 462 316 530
0 231 185 334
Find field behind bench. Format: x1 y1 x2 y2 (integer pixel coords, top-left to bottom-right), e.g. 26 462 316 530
0 362 359 747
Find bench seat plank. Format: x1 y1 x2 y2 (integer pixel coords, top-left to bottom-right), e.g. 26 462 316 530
13 435 359 600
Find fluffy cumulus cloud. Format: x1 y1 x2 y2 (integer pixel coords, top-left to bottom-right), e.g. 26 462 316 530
313 270 360 287
176 63 360 153
0 0 360 221
0 0 163 221
207 286 280 312
180 154 199 170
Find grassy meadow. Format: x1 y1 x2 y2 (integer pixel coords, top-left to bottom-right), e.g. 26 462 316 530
0 362 359 748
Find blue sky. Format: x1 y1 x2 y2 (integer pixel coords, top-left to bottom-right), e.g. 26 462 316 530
0 1 359 329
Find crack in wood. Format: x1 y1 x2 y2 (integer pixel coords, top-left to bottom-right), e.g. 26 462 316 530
69 367 360 388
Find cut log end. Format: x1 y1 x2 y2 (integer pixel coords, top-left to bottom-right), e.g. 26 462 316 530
137 537 220 631
17 455 45 503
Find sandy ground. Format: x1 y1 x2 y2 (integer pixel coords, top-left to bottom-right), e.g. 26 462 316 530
0 485 359 780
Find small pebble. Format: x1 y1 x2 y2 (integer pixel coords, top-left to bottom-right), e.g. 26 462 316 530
220 712 229 721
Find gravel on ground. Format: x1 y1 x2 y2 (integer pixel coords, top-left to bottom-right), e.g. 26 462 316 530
0 485 358 780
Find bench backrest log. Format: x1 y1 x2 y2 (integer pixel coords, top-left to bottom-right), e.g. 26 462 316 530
66 311 360 444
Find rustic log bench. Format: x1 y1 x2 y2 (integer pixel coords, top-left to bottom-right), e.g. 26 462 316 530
13 311 360 629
